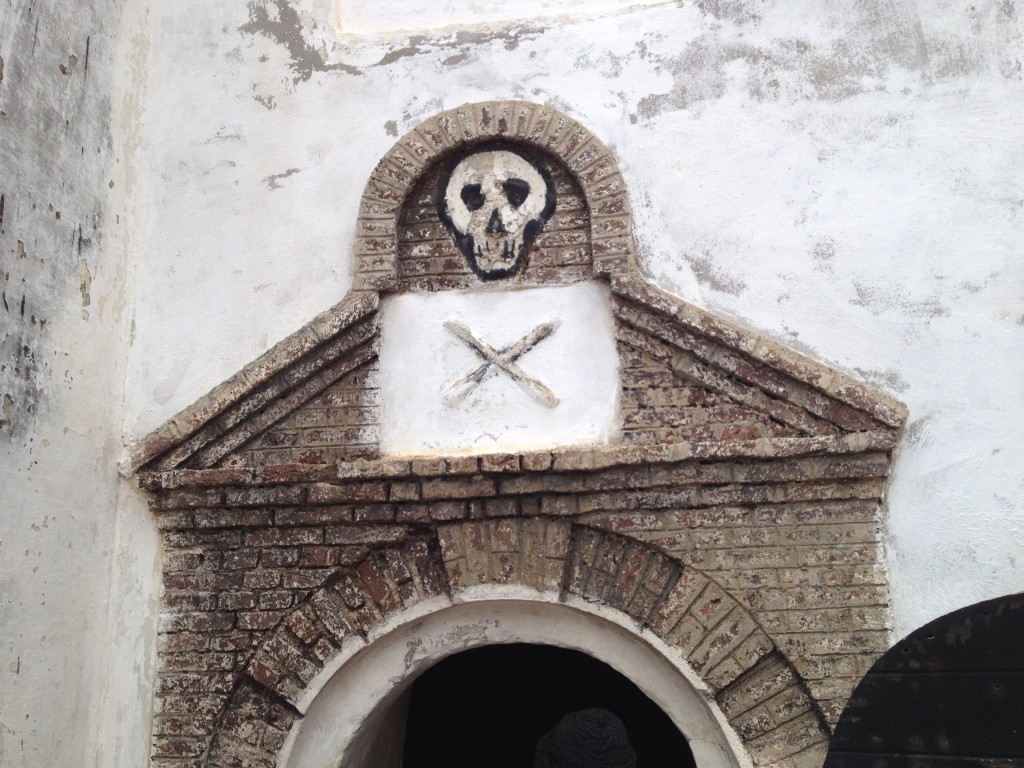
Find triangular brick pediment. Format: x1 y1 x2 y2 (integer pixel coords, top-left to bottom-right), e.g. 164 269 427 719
617 339 805 445
609 276 901 444
236 359 381 468
134 104 911 767
129 100 904 477
130 292 381 472
130 274 903 476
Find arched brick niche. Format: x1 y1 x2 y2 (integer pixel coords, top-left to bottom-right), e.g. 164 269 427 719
201 523 829 768
131 101 908 768
353 101 636 292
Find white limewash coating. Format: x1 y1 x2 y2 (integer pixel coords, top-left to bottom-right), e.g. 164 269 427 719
379 283 621 456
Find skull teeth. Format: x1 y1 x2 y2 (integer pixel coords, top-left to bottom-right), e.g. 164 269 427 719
476 239 517 262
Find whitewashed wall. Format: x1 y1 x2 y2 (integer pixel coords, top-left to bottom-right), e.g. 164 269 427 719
3 0 1023 763
0 0 158 765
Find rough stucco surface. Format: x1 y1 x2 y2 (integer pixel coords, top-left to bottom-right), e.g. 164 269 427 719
1 0 1022 763
0 0 158 765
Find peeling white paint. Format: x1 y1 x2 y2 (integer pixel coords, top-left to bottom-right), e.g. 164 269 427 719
118 0 1023 650
116 0 1024 639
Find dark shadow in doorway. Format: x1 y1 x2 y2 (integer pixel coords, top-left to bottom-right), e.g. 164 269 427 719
403 643 697 768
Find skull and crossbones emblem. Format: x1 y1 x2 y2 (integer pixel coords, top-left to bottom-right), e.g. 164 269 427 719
439 147 556 280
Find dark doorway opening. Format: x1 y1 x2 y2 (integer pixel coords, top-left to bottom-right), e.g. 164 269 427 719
402 643 697 768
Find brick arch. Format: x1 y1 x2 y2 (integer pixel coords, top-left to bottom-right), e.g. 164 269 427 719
205 522 830 767
353 101 637 293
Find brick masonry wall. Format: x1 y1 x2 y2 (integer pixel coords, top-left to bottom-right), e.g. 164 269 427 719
142 438 896 766
617 340 802 445
144 292 381 472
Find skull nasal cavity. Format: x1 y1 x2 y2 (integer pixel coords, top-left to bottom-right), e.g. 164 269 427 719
486 209 507 235
461 184 485 211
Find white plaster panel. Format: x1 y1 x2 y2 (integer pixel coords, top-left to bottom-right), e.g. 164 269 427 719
379 283 621 456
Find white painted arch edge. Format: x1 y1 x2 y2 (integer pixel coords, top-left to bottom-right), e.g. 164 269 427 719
279 588 753 768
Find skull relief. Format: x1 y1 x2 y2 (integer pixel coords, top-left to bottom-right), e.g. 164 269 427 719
439 148 556 280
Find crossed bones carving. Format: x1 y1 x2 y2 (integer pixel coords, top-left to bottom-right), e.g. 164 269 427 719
444 319 560 408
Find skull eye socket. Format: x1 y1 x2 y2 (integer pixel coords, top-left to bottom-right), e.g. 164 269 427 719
461 184 485 212
502 178 531 208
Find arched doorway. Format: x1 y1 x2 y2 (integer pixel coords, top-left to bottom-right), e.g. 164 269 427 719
403 643 697 768
282 597 747 768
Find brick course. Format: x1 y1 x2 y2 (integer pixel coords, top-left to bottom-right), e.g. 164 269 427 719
144 441 895 766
